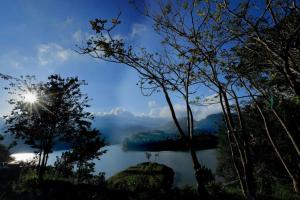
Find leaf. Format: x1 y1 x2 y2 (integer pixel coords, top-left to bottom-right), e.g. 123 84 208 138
163 4 172 15
197 10 205 17
183 2 189 10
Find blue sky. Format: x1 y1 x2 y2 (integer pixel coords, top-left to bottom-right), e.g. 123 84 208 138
0 0 218 120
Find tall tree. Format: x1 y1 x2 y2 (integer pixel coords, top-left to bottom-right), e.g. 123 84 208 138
131 1 257 199
225 0 300 157
79 13 212 198
220 0 300 192
4 74 104 181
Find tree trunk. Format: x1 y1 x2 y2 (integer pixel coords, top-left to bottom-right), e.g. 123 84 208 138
220 89 256 200
38 151 46 182
219 92 247 197
188 104 211 199
37 151 42 174
232 90 257 199
161 84 211 198
293 176 300 193
271 108 300 157
242 79 299 193
190 147 211 199
283 46 300 97
256 102 299 193
249 79 300 157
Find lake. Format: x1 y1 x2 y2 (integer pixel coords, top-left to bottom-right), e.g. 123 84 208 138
11 144 218 187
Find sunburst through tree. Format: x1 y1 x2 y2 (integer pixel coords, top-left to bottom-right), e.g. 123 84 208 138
4 74 106 181
23 91 37 104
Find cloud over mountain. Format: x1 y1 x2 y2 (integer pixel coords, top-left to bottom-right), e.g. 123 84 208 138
1 103 223 151
93 103 222 144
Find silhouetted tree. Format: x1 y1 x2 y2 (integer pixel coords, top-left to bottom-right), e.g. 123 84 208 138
4 74 104 181
62 128 106 183
54 153 74 178
0 143 11 163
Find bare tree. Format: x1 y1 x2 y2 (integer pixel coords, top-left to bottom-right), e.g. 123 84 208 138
78 15 212 197
131 1 257 199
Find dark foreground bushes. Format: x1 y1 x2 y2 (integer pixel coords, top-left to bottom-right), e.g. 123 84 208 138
2 177 299 200
1 161 299 200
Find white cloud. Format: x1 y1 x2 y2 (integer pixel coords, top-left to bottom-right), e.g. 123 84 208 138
64 16 73 25
203 93 220 104
37 43 71 66
0 51 35 71
191 93 223 120
72 30 83 42
131 23 147 38
10 60 20 69
72 30 93 43
109 107 134 117
193 104 222 120
147 95 222 120
73 29 124 43
148 100 157 108
112 34 124 41
147 103 186 119
95 94 222 121
96 107 134 118
150 104 222 120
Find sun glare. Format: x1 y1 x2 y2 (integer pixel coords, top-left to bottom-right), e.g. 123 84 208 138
24 92 38 104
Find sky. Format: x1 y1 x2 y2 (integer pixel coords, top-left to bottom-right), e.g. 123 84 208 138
0 0 219 120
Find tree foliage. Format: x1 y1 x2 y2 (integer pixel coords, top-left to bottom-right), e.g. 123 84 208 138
0 143 11 163
4 74 106 181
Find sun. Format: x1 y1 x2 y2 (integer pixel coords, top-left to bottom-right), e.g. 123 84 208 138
23 92 37 104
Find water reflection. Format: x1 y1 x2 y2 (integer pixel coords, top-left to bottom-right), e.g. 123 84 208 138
10 145 218 186
10 153 36 164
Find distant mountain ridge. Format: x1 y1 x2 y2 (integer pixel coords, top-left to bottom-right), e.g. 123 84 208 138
158 113 224 135
122 113 224 151
92 113 169 144
0 112 224 153
95 112 224 144
195 113 224 133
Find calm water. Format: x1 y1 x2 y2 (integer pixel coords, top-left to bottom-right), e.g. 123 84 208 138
11 145 218 186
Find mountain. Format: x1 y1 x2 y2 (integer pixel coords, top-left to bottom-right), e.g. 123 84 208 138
92 112 169 144
122 113 224 151
0 112 224 152
195 113 224 133
157 113 224 136
94 112 224 144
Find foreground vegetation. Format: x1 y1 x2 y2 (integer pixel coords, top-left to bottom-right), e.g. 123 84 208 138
1 161 299 200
